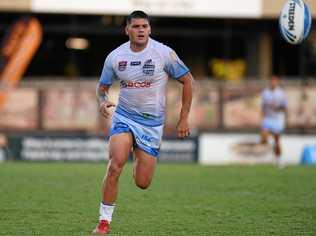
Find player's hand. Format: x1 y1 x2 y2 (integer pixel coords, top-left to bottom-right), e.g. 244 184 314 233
176 119 190 139
268 103 278 111
99 101 115 118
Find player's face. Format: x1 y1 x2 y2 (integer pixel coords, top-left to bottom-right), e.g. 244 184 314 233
269 77 279 89
125 18 151 48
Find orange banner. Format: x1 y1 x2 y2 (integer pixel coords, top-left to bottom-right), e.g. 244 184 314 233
0 17 42 110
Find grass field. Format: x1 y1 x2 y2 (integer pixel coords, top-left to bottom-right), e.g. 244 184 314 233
0 162 315 236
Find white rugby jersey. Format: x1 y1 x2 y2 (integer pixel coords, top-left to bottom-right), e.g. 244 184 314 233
99 38 189 126
261 87 288 120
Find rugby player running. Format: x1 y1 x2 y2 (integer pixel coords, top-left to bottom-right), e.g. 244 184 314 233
92 10 194 235
261 76 287 168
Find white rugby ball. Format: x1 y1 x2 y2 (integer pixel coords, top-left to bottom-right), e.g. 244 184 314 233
279 0 312 45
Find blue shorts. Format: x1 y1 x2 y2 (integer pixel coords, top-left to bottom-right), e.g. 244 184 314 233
109 112 163 157
262 118 285 134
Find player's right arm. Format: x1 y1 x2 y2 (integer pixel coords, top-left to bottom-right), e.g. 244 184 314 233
97 53 117 118
96 84 115 118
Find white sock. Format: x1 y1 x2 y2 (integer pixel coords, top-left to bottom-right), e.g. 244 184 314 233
276 156 285 168
99 202 116 222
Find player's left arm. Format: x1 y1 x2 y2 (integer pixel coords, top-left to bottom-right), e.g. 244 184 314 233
176 72 194 139
162 46 194 138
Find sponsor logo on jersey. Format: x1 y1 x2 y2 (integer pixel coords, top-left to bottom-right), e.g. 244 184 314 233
120 80 151 88
130 61 141 66
118 61 127 71
143 59 155 76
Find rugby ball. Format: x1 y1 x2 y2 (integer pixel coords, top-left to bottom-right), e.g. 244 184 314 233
279 0 312 44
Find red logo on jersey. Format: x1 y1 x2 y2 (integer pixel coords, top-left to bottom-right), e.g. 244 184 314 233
118 61 127 71
120 81 151 88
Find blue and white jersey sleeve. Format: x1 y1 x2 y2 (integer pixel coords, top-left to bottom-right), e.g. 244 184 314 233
162 46 189 80
99 53 116 86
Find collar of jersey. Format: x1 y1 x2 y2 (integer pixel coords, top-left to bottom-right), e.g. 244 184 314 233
128 38 152 55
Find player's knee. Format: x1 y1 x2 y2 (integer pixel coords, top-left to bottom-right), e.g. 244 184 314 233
260 134 268 144
107 161 124 179
261 139 268 144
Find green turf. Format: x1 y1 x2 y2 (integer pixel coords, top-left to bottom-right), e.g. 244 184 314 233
0 162 315 235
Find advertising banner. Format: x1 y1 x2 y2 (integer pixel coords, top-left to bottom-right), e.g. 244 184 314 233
7 135 198 162
8 136 109 161
199 133 316 165
160 138 198 162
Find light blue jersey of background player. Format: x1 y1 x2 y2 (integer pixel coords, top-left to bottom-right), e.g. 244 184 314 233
261 81 288 134
260 76 287 168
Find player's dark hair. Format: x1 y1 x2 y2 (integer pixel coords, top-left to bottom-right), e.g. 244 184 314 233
126 10 150 25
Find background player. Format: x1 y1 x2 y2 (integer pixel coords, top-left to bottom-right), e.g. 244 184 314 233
92 10 194 235
261 76 288 168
